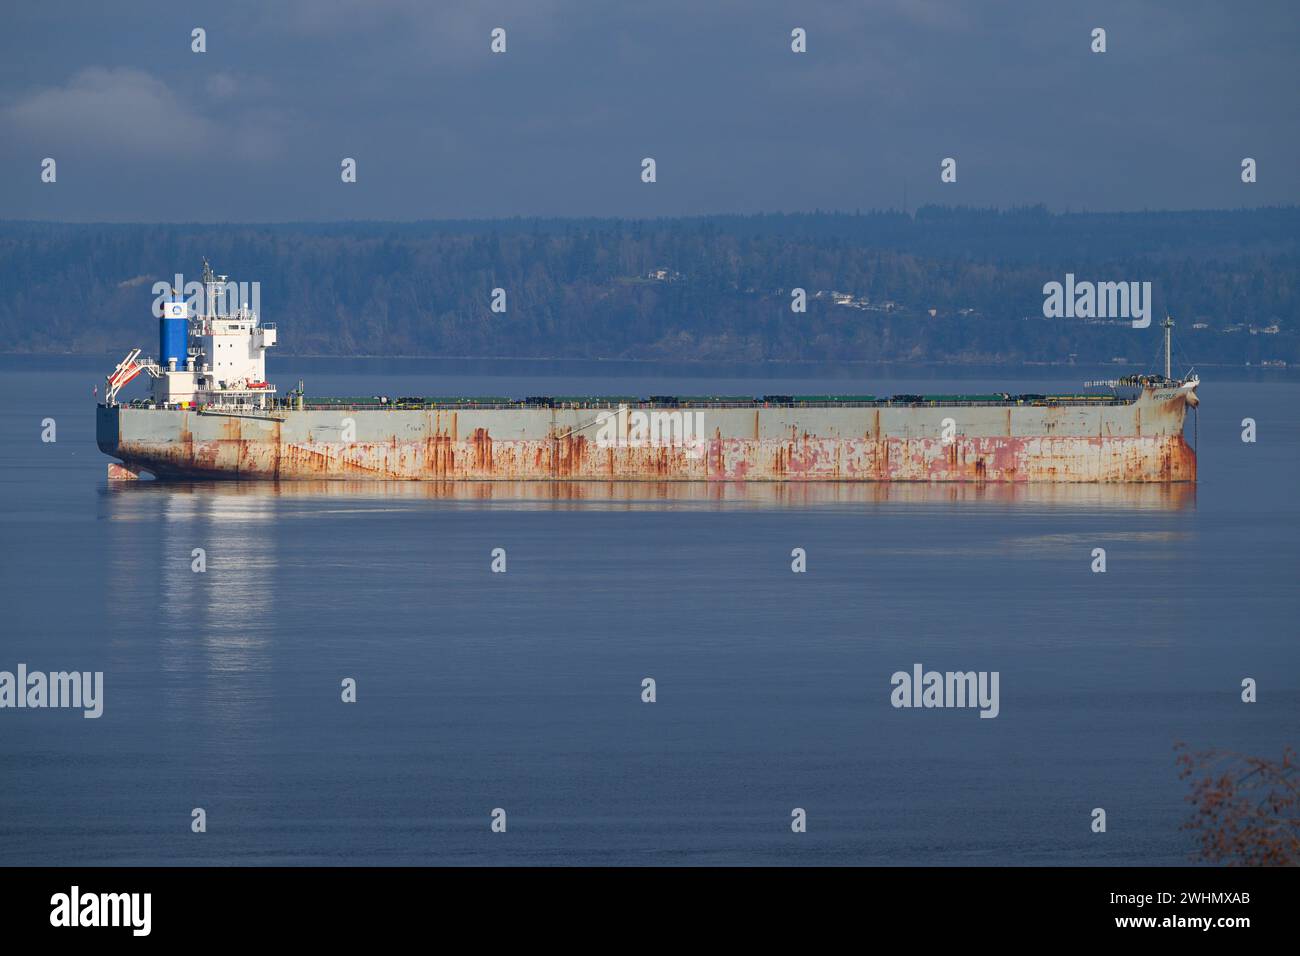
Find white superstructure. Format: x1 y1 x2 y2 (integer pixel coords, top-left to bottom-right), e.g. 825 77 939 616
105 259 277 410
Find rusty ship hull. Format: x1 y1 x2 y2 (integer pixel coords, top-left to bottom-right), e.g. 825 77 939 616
97 386 1197 483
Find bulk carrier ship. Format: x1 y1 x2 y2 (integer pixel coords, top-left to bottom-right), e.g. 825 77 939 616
97 262 1199 483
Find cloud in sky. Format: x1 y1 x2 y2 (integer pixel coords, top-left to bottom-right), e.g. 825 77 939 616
3 65 291 168
5 68 219 157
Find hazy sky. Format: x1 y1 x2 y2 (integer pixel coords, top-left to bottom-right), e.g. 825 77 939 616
1 0 1296 221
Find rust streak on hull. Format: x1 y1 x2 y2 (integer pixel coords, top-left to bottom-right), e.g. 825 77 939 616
108 432 1198 482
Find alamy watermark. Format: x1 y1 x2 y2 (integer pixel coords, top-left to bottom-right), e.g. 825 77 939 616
50 886 150 936
1042 273 1152 328
151 273 261 318
890 663 999 719
593 406 708 459
0 664 103 718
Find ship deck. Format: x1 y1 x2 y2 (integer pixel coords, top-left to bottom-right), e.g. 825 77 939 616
273 393 1138 412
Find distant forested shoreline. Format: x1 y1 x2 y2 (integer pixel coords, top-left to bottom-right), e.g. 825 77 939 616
2 207 1297 367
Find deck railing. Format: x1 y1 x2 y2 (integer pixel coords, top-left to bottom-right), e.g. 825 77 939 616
287 398 1134 412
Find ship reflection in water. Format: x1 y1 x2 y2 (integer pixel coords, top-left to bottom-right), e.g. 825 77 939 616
99 476 1191 742
105 478 1196 512
106 485 277 747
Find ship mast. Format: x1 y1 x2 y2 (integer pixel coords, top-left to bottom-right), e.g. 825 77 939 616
1162 316 1174 380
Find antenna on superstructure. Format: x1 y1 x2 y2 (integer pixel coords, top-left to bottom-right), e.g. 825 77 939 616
201 257 229 318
